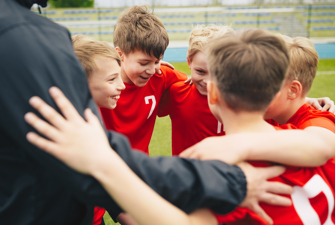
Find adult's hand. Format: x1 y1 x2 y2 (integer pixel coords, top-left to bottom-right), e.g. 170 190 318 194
238 162 293 225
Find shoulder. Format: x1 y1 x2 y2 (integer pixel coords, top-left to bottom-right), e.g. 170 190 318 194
159 65 188 79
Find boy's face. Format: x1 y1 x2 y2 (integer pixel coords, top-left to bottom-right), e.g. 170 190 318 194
264 81 290 122
88 56 125 109
119 49 162 87
188 51 209 96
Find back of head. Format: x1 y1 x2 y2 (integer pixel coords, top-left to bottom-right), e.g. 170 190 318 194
187 25 233 61
113 5 169 59
72 34 121 78
279 35 318 95
207 29 290 112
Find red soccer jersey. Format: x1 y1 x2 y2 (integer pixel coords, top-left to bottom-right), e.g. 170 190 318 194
92 207 105 225
158 81 225 156
214 126 335 225
100 65 187 154
286 103 335 132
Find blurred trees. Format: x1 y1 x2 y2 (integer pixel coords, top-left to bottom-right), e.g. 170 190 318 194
49 0 94 8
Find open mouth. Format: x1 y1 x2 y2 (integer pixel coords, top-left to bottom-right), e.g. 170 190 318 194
140 75 150 80
112 95 120 100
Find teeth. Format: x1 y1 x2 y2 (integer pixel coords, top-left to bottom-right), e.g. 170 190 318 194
112 96 120 100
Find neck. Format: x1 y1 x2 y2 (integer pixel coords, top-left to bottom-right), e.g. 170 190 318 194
276 97 306 125
220 108 275 135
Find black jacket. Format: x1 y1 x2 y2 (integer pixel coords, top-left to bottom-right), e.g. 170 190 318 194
0 0 246 224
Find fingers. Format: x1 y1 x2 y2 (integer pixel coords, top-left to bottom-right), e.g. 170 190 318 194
321 101 335 112
26 132 58 154
264 181 293 195
259 165 286 180
310 100 322 110
250 204 273 225
160 60 175 70
29 96 67 129
260 192 292 207
49 87 83 122
328 104 335 114
25 112 61 141
84 108 101 127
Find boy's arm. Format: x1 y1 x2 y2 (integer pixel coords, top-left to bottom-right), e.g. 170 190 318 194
181 128 335 167
24 87 292 221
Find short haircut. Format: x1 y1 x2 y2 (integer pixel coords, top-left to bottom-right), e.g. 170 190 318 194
113 5 169 59
187 25 233 61
279 35 318 95
207 29 290 112
72 34 121 78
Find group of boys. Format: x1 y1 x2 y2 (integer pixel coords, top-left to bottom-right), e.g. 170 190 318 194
2 0 335 224
68 5 335 225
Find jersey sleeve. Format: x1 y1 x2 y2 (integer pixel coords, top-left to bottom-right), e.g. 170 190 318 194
161 65 188 90
300 117 335 133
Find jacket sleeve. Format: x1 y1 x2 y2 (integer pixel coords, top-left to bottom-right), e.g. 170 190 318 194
107 131 247 215
0 23 123 218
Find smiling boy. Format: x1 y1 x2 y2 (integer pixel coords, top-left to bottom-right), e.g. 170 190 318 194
99 5 187 153
158 25 232 156
72 34 126 225
72 34 125 111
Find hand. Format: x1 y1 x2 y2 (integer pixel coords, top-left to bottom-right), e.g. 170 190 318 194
305 97 335 113
179 135 247 164
157 60 175 74
238 162 293 225
184 77 193 85
24 87 113 175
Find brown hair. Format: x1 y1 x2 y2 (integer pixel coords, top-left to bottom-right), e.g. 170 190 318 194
187 25 233 61
113 5 169 59
72 34 121 78
279 35 318 95
207 29 290 112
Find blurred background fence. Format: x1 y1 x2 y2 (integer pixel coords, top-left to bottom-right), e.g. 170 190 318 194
32 1 335 61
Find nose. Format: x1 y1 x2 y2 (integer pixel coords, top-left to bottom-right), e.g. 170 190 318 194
117 77 125 90
145 65 156 75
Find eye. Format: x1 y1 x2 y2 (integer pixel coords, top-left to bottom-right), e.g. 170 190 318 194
140 62 148 66
109 78 116 82
196 70 205 74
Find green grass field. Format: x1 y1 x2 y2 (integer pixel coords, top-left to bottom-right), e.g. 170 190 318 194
104 58 335 224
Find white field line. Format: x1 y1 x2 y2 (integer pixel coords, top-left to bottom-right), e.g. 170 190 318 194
316 71 335 75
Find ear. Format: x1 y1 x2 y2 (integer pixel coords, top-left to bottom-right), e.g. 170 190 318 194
115 47 124 61
187 57 192 70
287 80 302 100
208 81 219 105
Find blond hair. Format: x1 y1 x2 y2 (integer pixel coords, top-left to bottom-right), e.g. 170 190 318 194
187 25 233 61
113 5 169 59
207 29 290 112
279 35 318 95
72 34 121 78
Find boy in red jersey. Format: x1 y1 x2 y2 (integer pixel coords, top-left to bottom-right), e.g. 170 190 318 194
264 35 335 132
99 5 187 154
72 35 126 225
205 29 335 225
22 29 335 225
158 25 231 156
